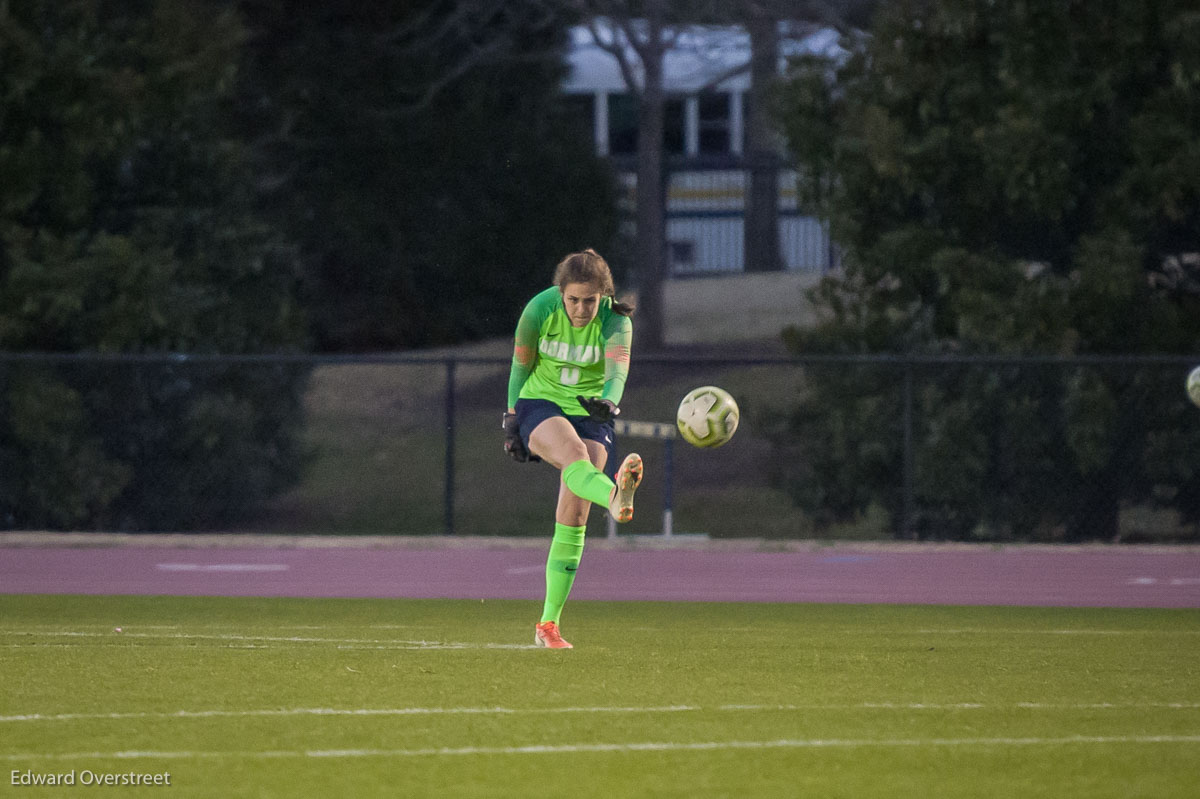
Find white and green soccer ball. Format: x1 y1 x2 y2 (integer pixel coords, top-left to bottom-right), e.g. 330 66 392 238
1188 365 1200 408
676 385 740 449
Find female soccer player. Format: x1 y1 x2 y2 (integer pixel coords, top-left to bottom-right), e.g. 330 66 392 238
504 249 643 650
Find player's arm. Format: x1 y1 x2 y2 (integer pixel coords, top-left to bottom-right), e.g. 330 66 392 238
507 295 546 411
505 292 552 461
578 313 633 422
600 313 632 407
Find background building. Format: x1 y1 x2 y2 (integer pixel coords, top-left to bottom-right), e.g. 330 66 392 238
562 22 844 275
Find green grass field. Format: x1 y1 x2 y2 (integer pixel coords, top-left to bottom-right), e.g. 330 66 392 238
3 594 1199 797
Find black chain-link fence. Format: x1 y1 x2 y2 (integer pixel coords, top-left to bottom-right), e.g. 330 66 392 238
1 352 1197 542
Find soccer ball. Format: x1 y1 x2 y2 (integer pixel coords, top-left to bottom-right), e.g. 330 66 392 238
1188 366 1200 408
676 386 739 448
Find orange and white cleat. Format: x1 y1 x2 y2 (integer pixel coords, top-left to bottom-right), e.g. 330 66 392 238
534 621 573 649
609 453 643 523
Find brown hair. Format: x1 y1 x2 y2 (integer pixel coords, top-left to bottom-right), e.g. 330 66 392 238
553 249 634 316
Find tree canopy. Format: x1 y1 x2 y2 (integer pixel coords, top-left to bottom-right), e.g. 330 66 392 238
0 0 622 528
1 0 305 355
0 0 311 529
239 0 619 351
773 0 1200 540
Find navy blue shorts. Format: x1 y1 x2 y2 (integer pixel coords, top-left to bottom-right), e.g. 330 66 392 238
514 398 618 479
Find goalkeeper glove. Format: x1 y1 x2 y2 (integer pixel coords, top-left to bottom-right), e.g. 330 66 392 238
577 395 618 423
502 412 540 462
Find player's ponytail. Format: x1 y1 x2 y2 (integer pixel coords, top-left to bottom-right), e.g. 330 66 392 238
611 297 635 317
553 249 634 316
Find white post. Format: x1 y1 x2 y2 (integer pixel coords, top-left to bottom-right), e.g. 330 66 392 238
730 91 744 156
594 91 609 157
685 95 699 157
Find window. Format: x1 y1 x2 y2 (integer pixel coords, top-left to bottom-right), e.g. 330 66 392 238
561 93 597 153
698 92 731 154
663 95 686 155
608 93 638 155
608 93 687 156
669 240 695 266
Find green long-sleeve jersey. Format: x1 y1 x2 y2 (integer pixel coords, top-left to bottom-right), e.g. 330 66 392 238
507 286 633 414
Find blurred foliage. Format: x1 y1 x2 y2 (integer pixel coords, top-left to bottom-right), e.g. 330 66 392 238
773 0 1200 540
0 0 308 529
237 0 620 351
0 0 619 529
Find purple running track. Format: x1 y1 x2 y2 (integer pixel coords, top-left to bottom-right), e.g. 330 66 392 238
2 542 1199 608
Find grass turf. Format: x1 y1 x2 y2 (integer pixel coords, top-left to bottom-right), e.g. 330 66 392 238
2 594 1198 797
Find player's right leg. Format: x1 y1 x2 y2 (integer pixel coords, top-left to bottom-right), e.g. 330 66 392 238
529 418 642 522
527 415 591 470
529 416 613 505
608 452 643 523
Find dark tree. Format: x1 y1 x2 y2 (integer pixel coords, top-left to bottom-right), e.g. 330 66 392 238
772 0 1200 540
0 0 308 529
238 0 620 351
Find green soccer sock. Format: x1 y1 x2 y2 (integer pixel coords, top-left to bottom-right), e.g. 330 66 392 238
561 459 615 508
540 523 586 624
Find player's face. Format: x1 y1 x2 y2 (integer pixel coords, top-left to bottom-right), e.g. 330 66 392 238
561 282 603 327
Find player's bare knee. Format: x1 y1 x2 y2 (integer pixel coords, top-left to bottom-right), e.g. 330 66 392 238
563 441 590 465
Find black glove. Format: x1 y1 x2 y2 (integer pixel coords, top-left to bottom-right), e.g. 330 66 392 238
502 412 539 462
577 395 619 423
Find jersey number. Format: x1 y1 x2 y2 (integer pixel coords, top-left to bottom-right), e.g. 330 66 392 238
560 367 580 386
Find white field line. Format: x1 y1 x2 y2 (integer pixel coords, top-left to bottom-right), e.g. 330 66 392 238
155 563 289 573
1 631 431 643
504 565 546 575
0 644 537 651
5 625 1200 651
0 630 535 650
11 622 1200 634
0 623 1054 633
2 702 1198 725
912 629 1200 636
7 627 1200 644
4 735 1200 761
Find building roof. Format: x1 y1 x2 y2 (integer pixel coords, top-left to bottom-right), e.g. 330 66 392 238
563 19 846 94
